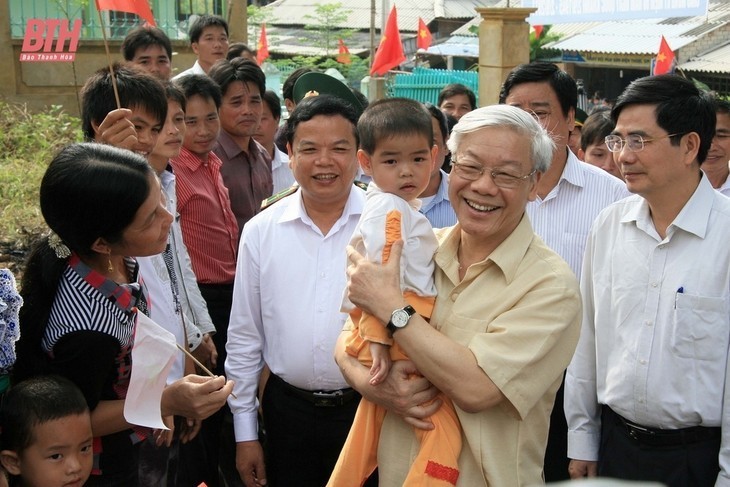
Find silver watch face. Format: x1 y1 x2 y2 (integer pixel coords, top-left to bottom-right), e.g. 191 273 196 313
391 309 411 328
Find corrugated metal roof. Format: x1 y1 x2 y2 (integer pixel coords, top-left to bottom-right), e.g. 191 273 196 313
549 0 729 55
426 35 479 57
264 0 485 31
681 41 730 73
549 22 700 54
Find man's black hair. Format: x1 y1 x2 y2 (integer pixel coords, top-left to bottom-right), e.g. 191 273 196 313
499 62 577 119
612 74 715 165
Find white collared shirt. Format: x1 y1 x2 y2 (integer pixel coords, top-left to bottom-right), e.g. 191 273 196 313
172 60 205 81
271 145 295 194
137 255 186 383
225 187 365 442
526 150 629 279
566 174 730 484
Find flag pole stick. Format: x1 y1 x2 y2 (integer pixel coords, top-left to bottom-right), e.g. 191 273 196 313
96 7 122 109
176 344 238 399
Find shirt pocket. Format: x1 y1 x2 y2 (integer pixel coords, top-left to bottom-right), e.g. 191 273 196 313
672 293 729 360
437 312 489 347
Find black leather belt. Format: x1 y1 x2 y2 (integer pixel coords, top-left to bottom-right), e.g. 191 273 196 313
269 373 359 407
606 406 720 448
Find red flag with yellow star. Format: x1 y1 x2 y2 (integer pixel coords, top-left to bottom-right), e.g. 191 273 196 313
96 0 155 25
337 38 351 64
653 35 675 75
257 23 269 65
417 17 432 50
370 6 406 76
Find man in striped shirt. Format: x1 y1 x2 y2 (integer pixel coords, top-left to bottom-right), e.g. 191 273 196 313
170 73 241 487
500 62 629 482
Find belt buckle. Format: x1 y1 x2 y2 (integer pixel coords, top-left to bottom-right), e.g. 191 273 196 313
313 390 343 407
626 421 654 441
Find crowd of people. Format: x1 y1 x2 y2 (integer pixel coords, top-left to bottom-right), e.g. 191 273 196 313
0 11 728 487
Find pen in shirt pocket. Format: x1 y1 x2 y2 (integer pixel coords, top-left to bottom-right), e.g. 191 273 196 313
674 286 684 308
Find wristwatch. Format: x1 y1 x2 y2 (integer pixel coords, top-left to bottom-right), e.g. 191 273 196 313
386 305 416 335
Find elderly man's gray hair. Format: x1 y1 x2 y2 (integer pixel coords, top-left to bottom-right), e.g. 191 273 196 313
447 105 555 174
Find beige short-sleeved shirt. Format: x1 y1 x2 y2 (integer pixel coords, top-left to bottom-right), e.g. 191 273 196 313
377 215 582 486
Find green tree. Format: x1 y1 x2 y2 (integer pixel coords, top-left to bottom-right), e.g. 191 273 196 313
530 25 562 62
247 4 276 46
304 2 353 56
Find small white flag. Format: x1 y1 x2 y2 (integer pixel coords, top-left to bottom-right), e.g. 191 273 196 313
124 312 177 430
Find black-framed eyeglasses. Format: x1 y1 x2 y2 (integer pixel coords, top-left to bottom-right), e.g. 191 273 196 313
605 133 684 153
451 158 536 188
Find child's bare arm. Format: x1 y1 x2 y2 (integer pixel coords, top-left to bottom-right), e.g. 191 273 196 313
369 342 392 385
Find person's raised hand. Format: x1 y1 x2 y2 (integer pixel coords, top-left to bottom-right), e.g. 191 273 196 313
94 108 137 151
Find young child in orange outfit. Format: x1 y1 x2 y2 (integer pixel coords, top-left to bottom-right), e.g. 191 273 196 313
330 98 462 487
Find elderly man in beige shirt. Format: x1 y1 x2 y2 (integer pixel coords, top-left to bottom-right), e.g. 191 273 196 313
337 104 582 486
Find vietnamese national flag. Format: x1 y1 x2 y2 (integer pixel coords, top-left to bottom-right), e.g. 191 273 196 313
337 38 351 64
95 0 156 26
257 24 269 65
370 6 406 76
533 25 544 39
417 17 432 50
654 35 675 75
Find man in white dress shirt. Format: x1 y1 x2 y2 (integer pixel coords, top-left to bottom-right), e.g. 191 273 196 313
225 94 368 487
499 62 628 481
565 74 729 486
173 15 228 80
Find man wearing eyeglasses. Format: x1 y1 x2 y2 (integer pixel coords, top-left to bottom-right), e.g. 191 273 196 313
565 75 730 486
337 105 582 486
499 61 629 482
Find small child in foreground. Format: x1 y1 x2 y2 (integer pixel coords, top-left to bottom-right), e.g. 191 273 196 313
329 98 463 487
0 375 93 487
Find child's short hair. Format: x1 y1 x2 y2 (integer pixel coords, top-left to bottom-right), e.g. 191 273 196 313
358 98 433 154
121 25 172 61
175 73 222 109
80 62 167 141
188 14 229 44
1 375 88 452
580 111 615 152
